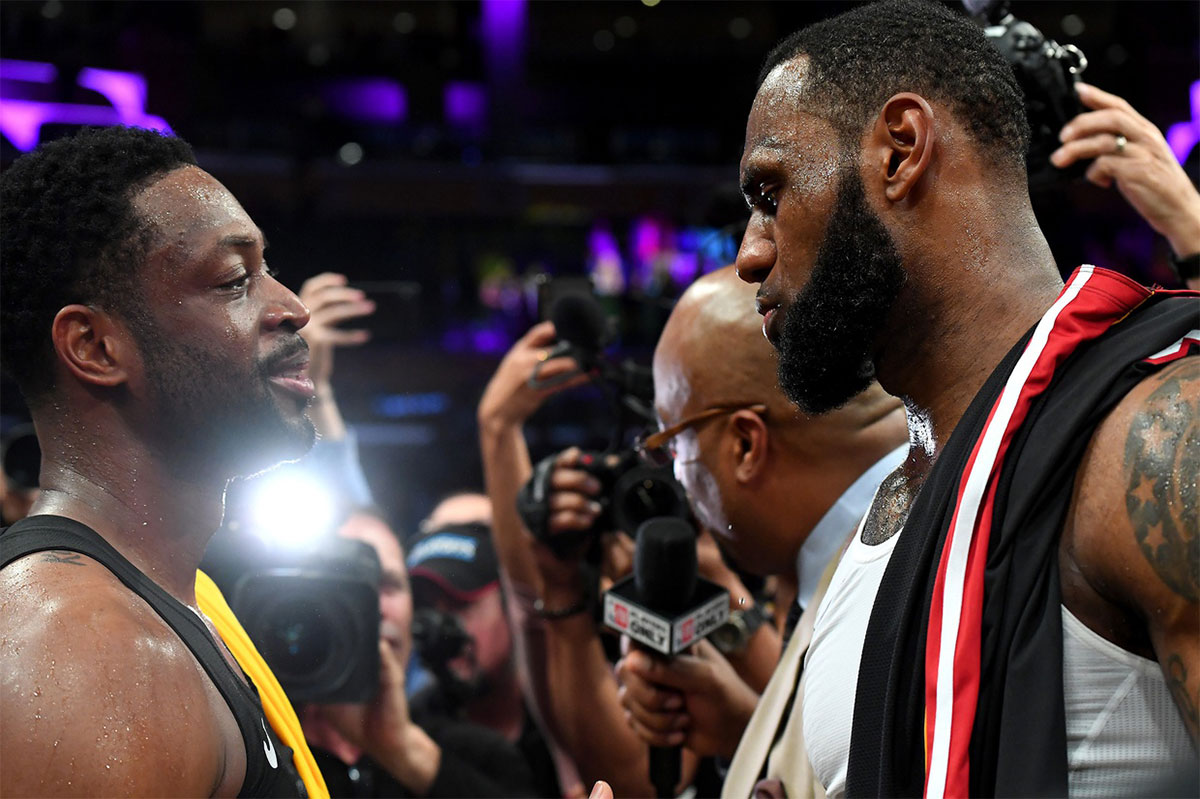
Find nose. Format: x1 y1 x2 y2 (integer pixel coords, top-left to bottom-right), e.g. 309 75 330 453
735 217 776 285
263 275 311 331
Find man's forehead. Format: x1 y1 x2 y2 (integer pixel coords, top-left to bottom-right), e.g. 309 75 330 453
742 57 820 160
133 165 260 244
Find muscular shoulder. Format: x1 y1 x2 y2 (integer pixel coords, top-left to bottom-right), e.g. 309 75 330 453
1065 357 1198 605
1 552 228 796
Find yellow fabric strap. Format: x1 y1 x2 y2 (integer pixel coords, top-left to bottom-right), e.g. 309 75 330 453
195 569 330 799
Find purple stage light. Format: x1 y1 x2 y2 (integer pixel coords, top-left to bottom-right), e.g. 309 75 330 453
445 81 487 128
77 67 148 120
1165 80 1200 164
0 59 171 151
482 0 526 77
0 59 57 83
668 252 699 286
323 78 407 124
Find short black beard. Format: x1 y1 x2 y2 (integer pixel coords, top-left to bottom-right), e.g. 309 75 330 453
776 169 907 414
132 318 315 478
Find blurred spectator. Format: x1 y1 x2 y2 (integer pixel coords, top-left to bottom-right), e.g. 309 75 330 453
405 493 564 798
301 509 542 797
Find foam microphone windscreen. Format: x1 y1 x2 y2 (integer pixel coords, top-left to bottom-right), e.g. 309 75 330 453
634 517 697 614
549 293 609 353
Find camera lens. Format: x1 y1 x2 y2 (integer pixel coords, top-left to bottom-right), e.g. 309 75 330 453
260 598 336 680
613 465 690 535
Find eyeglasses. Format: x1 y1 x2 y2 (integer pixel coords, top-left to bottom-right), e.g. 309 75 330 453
634 402 768 466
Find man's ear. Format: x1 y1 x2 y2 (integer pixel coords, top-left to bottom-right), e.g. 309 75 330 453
867 92 937 203
50 305 133 388
727 410 770 484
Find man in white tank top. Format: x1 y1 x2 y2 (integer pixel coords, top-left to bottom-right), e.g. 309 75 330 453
735 1 1199 795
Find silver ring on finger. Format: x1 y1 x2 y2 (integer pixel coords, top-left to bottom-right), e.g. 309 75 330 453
1114 134 1128 155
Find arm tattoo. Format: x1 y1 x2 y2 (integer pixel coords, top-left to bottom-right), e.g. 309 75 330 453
1123 358 1199 602
40 551 85 567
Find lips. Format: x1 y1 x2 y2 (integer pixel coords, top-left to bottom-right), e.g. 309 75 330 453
265 345 314 400
756 296 781 345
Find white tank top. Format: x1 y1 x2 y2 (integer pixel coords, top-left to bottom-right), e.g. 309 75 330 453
801 528 1197 799
801 523 899 799
1062 606 1197 798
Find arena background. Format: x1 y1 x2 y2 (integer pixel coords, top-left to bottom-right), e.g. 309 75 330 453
2 0 1197 537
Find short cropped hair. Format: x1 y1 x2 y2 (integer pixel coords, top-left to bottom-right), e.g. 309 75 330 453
0 126 197 399
760 0 1029 172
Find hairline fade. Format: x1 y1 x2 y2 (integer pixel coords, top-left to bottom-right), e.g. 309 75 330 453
757 0 1030 174
0 126 198 400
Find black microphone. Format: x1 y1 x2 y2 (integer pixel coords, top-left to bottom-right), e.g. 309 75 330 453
602 518 730 798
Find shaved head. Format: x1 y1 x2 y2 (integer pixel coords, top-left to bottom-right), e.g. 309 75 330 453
652 265 905 575
654 265 896 443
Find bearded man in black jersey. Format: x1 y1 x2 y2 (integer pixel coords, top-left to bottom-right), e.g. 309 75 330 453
0 126 324 797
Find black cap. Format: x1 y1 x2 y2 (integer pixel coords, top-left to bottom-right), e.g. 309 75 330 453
406 522 499 602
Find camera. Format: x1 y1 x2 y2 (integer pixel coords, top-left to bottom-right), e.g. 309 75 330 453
227 537 381 704
411 607 476 713
968 0 1089 187
518 447 691 558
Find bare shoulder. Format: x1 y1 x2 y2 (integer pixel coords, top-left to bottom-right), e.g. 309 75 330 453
0 552 228 796
1063 356 1198 738
1067 356 1198 604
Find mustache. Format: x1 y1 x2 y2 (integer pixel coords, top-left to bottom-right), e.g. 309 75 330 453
258 336 309 375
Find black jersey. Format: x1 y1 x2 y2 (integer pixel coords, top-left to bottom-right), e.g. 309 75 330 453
1 514 306 798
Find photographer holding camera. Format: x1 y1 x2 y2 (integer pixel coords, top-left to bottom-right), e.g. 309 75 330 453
298 508 545 798
1052 82 1200 290
404 492 564 798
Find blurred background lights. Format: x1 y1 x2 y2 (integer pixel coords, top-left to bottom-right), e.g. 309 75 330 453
1060 14 1085 37
245 472 338 550
272 7 297 31
593 30 615 53
337 142 364 166
393 11 416 34
614 16 638 38
729 17 753 40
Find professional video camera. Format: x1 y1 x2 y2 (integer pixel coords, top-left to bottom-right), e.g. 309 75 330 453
225 536 381 704
517 281 691 559
966 0 1089 187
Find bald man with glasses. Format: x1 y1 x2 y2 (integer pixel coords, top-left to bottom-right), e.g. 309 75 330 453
532 265 909 797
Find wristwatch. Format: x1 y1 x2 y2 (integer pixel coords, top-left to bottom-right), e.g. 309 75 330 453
709 602 770 655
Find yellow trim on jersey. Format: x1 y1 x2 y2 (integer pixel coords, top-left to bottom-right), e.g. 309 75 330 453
196 569 330 799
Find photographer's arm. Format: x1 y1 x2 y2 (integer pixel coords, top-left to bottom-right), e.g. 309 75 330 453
695 528 781 694
478 321 589 590
1052 82 1200 288
478 323 592 796
534 452 700 797
313 642 441 795
298 272 374 441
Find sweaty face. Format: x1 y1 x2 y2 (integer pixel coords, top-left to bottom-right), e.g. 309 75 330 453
130 166 314 476
774 169 906 414
737 60 906 415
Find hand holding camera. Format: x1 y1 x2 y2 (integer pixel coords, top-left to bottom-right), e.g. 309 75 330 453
1052 83 1200 263
297 272 376 390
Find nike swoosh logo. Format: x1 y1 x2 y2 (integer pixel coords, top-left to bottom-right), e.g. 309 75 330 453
261 719 278 769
